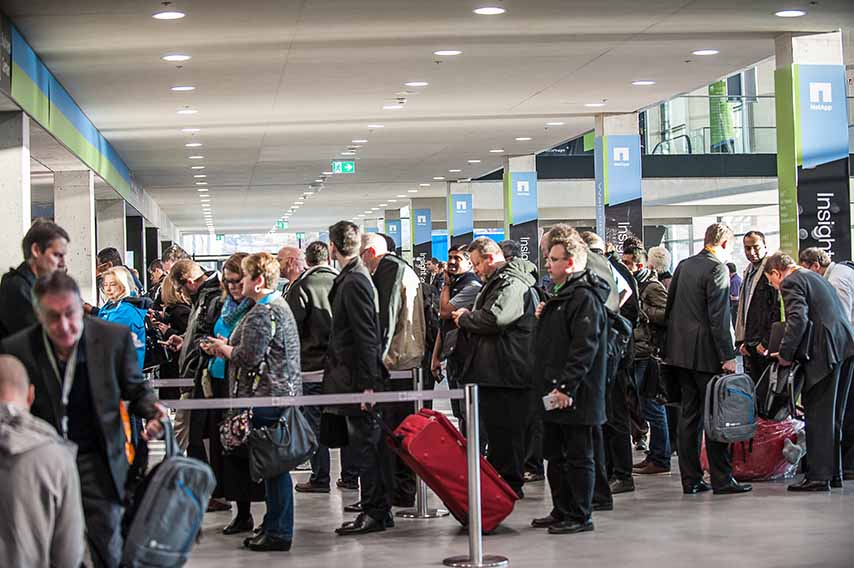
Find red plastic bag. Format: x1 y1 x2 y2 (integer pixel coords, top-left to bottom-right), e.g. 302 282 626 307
701 417 804 481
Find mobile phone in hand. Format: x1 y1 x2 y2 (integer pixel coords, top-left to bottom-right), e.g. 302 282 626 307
542 394 561 411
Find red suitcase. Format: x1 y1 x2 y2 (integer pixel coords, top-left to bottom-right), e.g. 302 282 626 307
390 408 518 533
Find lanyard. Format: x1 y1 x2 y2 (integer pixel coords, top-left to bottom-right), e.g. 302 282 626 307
42 331 79 439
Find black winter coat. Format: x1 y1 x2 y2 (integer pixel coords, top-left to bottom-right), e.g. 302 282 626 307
285 264 337 372
0 262 37 340
457 258 538 389
178 273 222 380
534 270 610 426
323 257 384 414
633 270 668 359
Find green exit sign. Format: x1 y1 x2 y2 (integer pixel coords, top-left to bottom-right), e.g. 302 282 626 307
277 220 287 230
296 232 306 240
332 160 356 174
216 234 224 241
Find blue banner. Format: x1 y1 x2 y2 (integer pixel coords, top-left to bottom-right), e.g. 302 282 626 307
605 135 642 205
509 172 538 224
595 134 643 245
474 228 504 242
386 219 402 249
450 194 473 238
413 208 432 245
797 64 849 170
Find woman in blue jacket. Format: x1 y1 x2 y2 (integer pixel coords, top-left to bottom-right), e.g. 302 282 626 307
99 266 148 370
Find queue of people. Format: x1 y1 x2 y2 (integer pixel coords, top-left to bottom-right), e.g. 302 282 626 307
1 216 853 567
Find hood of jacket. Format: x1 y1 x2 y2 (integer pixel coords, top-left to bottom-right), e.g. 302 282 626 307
552 269 611 305
115 294 153 311
495 257 538 288
0 403 66 457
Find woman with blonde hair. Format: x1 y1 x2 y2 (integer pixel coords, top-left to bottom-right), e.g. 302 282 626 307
99 266 148 369
155 276 192 400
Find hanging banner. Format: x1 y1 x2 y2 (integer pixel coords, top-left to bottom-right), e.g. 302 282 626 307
594 134 643 248
386 219 402 252
776 63 851 260
503 170 539 271
0 14 10 97
449 194 473 246
412 208 432 284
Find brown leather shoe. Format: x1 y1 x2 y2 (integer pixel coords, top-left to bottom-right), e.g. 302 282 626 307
634 462 671 475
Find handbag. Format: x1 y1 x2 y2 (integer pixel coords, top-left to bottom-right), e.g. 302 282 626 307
248 407 318 481
655 360 682 406
319 412 349 448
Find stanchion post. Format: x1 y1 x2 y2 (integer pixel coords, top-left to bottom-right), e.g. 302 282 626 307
443 384 508 568
397 367 449 520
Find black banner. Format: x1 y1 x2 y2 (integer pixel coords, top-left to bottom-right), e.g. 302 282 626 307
413 242 432 285
451 231 473 248
0 13 11 97
797 157 852 261
509 220 540 274
604 198 644 250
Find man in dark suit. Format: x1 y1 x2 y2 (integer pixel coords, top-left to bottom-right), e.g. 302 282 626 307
1 271 167 568
764 252 854 491
665 223 751 496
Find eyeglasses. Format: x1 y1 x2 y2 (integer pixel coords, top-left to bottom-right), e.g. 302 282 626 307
225 278 242 286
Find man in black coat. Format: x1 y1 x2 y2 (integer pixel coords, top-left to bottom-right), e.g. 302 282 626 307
765 253 854 491
453 237 538 497
531 229 610 535
1 272 167 568
665 223 751 496
288 241 338 494
323 221 390 536
0 220 69 341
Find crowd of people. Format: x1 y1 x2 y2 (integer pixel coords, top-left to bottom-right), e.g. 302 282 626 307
0 217 853 566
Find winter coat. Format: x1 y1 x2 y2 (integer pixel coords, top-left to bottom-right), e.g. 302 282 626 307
98 296 148 370
372 254 426 371
0 262 37 340
633 270 668 360
0 403 85 568
178 272 222 379
285 264 338 372
534 270 610 426
229 293 302 399
456 257 538 389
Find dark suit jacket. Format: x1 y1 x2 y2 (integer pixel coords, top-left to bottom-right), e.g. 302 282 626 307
665 249 736 373
778 269 854 391
1 317 159 500
0 262 37 340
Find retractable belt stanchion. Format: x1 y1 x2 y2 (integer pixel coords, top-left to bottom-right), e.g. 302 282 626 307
443 384 509 568
397 367 450 520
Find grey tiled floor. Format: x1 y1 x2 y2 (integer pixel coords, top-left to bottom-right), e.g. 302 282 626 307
187 451 854 568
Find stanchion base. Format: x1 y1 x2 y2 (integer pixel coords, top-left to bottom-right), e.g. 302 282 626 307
396 508 450 519
443 555 509 568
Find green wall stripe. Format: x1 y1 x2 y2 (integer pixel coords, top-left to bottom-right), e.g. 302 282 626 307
774 65 799 256
602 135 610 204
10 61 49 127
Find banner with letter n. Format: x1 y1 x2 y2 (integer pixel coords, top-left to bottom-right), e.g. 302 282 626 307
776 63 851 260
411 208 432 284
594 134 643 248
449 194 473 247
503 170 539 272
386 219 402 254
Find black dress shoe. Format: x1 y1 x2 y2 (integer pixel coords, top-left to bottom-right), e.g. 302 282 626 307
335 513 386 536
683 481 712 494
787 479 830 492
531 514 562 528
384 513 395 529
337 478 359 490
609 478 635 494
713 481 752 495
295 482 331 494
223 516 254 535
344 501 363 513
830 478 843 489
592 502 614 512
247 533 292 552
243 531 265 548
548 520 594 535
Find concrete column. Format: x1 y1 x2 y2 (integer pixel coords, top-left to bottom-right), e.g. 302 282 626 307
0 112 31 272
96 199 126 256
54 170 96 304
502 154 539 269
145 225 161 276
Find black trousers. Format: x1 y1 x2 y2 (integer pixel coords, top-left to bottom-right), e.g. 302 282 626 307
745 351 771 384
301 382 331 488
676 368 733 489
547 424 610 518
543 423 595 524
842 359 854 478
524 389 545 475
592 425 612 506
346 412 393 521
603 367 633 481
480 386 528 495
803 365 842 481
340 445 360 484
187 378 227 497
384 400 417 505
78 452 123 568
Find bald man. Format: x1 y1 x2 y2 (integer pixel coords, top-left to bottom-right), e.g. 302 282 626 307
0 355 85 568
277 246 306 293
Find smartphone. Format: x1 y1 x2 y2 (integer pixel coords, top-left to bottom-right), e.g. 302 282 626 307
157 340 170 346
542 394 561 411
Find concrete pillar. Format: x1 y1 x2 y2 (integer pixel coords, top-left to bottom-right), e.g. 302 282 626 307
54 170 96 304
594 113 643 246
145 225 161 275
96 199 126 256
126 216 145 289
0 112 31 272
502 154 539 270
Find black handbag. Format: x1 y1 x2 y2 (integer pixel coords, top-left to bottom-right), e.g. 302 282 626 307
248 407 318 482
654 360 682 406
319 413 349 448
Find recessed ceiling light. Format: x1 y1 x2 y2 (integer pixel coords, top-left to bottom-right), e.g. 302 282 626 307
405 81 429 87
433 176 446 180
546 121 565 126
348 145 362 149
182 127 201 133
631 80 656 86
340 151 356 156
352 139 368 144
188 155 204 159
367 124 384 129
408 189 419 193
379 203 389 207
489 149 504 153
473 6 506 15
177 109 198 115
584 102 606 108
692 49 719 56
201 204 210 208
396 194 407 198
364 210 373 214
153 11 186 20
304 191 314 195
388 199 397 203
195 182 208 186
383 104 404 110
467 159 481 164
515 137 532 141
162 53 191 62
775 9 806 17
193 174 207 178
197 188 208 192
434 50 462 56
185 142 202 147
171 85 195 92
314 179 323 183
191 165 205 169
449 169 462 173
357 214 366 217
419 183 431 187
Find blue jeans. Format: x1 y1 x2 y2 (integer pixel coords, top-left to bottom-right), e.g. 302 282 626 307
252 407 294 540
634 360 671 468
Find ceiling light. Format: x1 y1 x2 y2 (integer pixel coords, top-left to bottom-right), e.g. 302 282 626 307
515 137 532 141
692 49 719 56
322 171 333 175
546 121 565 126
197 188 208 192
314 179 323 183
388 199 397 203
775 9 806 17
396 194 407 198
181 128 201 133
434 50 462 56
419 183 431 187
489 149 504 153
379 203 389 207
367 124 384 129
348 145 362 149
153 11 186 20
473 7 506 15
631 80 656 86
467 159 481 164
352 139 368 144
357 214 366 218
195 182 208 186
188 155 204 159
201 204 210 208
162 53 191 62
185 142 202 147
433 176 445 180
303 191 314 195
171 85 195 92
449 169 462 173
408 189 418 193
193 174 207 178
383 104 403 110
405 81 429 87
370 207 379 211
364 210 372 214
191 165 205 169
177 108 198 115
584 102 606 108
341 151 356 156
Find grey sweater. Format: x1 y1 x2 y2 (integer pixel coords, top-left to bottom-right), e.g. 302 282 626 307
0 403 85 568
229 293 302 398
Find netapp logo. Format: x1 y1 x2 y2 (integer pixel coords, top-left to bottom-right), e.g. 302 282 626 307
389 224 398 233
613 147 630 167
455 200 468 212
417 215 427 225
516 180 530 196
809 82 832 112
809 192 837 257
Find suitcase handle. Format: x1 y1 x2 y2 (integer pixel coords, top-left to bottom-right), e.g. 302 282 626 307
368 409 404 449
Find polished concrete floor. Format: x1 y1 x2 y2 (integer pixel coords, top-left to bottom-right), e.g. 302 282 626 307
186 449 854 568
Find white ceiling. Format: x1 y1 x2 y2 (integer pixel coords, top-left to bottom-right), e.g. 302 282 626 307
3 0 853 233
